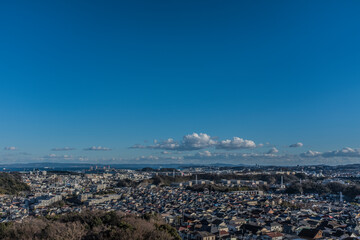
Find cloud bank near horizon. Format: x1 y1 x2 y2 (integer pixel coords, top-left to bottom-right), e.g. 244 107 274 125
130 133 256 151
126 133 360 165
51 147 76 151
4 146 16 151
2 133 360 166
84 146 112 151
289 142 303 148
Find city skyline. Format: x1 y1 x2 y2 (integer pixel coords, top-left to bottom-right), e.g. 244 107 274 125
1 1 360 165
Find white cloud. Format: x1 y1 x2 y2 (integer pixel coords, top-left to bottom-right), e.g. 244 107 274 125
43 154 72 159
267 147 279 154
196 151 212 157
4 146 16 151
131 138 180 150
153 138 180 150
136 155 160 161
216 137 256 150
84 146 111 151
299 147 360 158
51 147 76 151
131 133 217 151
130 144 146 149
185 151 278 162
322 147 360 158
131 133 257 151
289 142 303 148
181 133 216 150
134 155 183 162
300 150 322 158
41 154 89 162
121 146 360 165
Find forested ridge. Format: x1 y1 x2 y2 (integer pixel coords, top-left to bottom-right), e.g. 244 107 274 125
0 173 30 194
0 210 181 240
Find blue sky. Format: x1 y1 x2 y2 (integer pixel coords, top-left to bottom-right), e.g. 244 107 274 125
1 0 360 165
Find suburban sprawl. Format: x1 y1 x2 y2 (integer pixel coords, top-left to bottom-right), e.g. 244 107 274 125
1 164 360 239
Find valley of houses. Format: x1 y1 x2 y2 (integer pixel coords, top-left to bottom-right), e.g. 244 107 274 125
0 169 360 239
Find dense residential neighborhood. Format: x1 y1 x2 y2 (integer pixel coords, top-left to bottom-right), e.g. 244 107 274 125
1 165 360 239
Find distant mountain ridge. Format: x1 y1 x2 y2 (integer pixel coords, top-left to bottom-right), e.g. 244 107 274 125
1 162 359 171
0 162 243 171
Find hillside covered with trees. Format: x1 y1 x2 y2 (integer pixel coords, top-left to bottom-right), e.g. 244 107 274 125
285 181 360 200
0 210 180 240
0 173 30 194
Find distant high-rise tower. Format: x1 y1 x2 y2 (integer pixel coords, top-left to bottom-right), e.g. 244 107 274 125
280 176 285 189
196 175 198 185
340 192 343 202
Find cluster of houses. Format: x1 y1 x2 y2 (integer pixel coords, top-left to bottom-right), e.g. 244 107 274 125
0 168 360 240
112 187 360 239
